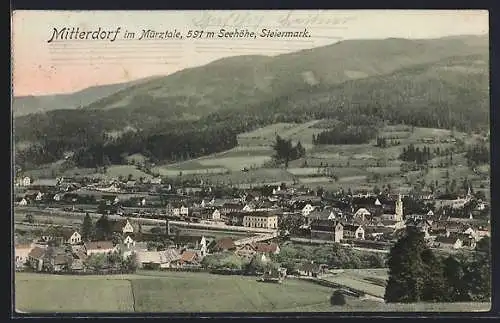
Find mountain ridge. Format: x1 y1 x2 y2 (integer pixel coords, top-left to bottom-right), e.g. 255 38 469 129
13 35 488 119
13 35 489 169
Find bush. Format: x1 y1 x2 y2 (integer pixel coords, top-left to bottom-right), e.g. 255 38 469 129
330 290 347 306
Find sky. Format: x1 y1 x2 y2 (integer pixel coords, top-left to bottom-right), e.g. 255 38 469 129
12 10 488 96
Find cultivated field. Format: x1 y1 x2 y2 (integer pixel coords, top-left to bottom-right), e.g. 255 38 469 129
15 271 490 313
20 121 488 195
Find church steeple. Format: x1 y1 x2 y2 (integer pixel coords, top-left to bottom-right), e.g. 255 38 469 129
395 194 403 221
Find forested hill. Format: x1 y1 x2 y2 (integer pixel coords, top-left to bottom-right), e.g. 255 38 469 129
12 76 161 117
13 35 489 169
77 35 488 119
238 53 489 131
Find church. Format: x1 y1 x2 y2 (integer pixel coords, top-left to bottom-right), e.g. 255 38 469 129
378 194 406 229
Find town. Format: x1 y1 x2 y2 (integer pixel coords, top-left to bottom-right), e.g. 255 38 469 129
14 173 490 284
13 15 491 312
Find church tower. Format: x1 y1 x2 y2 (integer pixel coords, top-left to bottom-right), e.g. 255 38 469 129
395 194 403 221
200 236 207 257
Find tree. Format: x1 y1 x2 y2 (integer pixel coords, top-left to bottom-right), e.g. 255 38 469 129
330 290 347 306
443 256 470 301
420 249 447 302
86 253 106 271
272 135 305 168
112 232 123 245
123 253 138 273
294 141 306 159
384 227 428 303
94 215 112 241
107 251 122 269
245 255 267 274
463 237 491 301
81 213 94 241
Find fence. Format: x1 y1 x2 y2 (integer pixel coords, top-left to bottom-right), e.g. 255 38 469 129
297 277 366 298
20 269 136 276
157 267 207 273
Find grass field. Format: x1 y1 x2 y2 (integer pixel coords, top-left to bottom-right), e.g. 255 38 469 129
15 275 135 312
15 271 334 313
15 272 490 313
237 121 322 148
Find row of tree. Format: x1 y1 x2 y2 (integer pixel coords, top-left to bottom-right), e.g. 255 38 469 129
400 144 434 165
465 143 490 167
375 137 401 148
312 124 378 145
81 213 141 243
273 243 386 273
272 135 306 168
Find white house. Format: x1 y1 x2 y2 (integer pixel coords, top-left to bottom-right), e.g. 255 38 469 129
84 241 116 256
63 230 82 245
17 176 32 187
476 202 486 211
35 192 44 201
53 193 63 201
463 226 478 240
123 235 135 248
15 243 34 270
18 198 28 206
302 204 316 217
212 209 221 220
140 198 146 206
435 236 463 250
171 204 189 217
343 224 365 240
242 204 254 212
200 236 207 257
123 220 134 234
150 177 162 185
180 205 189 217
354 208 371 221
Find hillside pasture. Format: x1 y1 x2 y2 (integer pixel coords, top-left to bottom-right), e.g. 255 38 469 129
237 123 299 146
198 156 272 172
237 121 322 149
365 167 401 176
337 176 369 183
199 168 296 186
287 168 324 176
152 146 274 175
124 153 149 165
152 166 228 177
22 160 68 179
298 177 333 184
105 165 153 180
